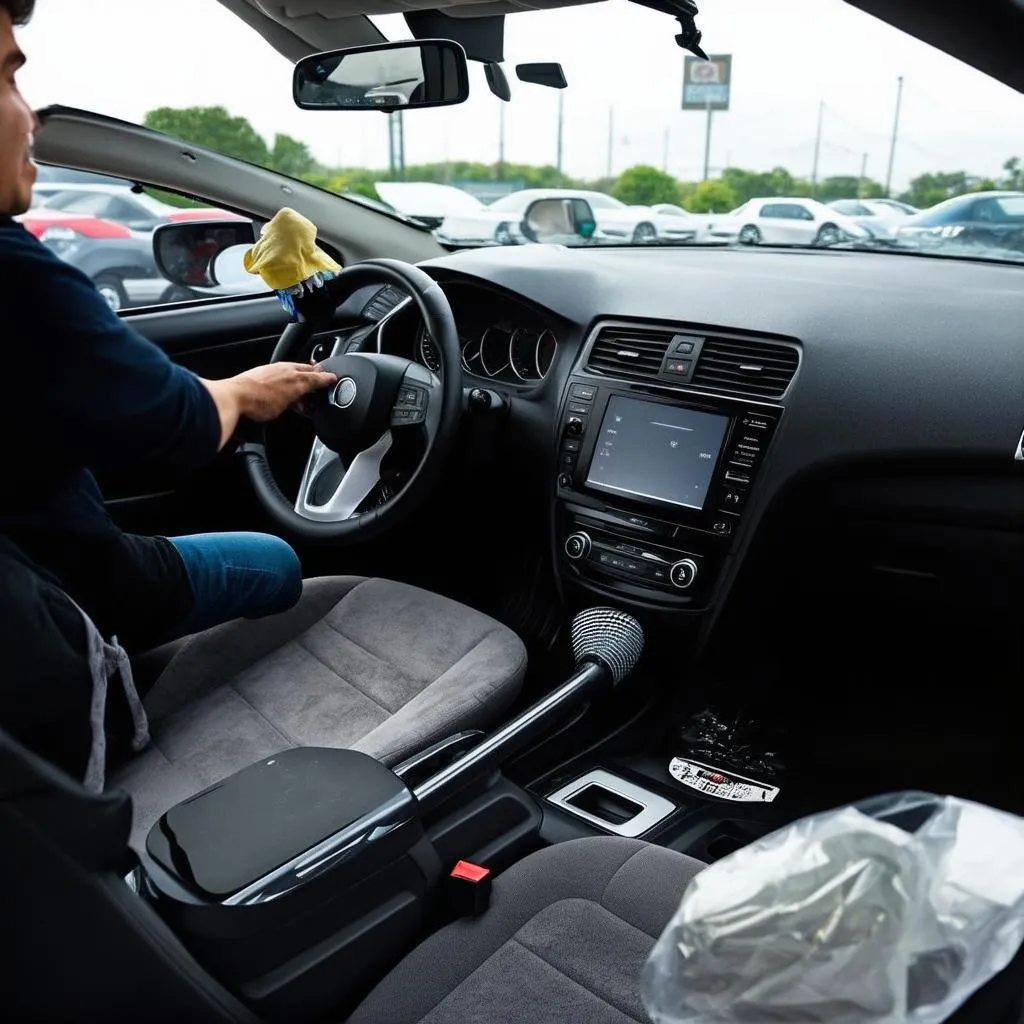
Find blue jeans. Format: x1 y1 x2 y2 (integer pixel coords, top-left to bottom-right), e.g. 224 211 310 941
168 532 303 639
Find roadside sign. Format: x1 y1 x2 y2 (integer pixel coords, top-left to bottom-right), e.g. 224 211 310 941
682 54 732 111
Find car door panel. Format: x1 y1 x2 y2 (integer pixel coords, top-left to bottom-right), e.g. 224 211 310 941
757 204 784 244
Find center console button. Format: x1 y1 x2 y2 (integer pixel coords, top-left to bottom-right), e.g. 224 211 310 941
564 532 591 560
669 559 698 589
558 473 572 489
567 402 590 415
563 438 580 453
570 384 596 401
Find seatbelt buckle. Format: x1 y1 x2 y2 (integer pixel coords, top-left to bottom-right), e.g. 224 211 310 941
446 860 492 917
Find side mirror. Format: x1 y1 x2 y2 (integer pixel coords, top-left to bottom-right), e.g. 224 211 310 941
520 198 597 244
153 219 257 290
293 40 470 112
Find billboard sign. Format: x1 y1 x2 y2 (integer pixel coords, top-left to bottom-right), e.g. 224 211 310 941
682 54 732 111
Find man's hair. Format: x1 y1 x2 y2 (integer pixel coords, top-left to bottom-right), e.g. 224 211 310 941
1 0 35 25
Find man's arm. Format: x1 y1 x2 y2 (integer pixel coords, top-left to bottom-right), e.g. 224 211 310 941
2 225 334 474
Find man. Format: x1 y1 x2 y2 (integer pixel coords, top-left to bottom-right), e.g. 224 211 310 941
0 0 337 650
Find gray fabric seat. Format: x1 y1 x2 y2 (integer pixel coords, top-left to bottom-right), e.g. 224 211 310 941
111 576 527 844
348 836 705 1024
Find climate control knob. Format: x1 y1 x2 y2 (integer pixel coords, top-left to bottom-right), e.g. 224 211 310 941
564 532 592 561
669 558 699 589
565 416 584 436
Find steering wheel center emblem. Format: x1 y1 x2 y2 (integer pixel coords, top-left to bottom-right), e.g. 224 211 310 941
333 377 358 409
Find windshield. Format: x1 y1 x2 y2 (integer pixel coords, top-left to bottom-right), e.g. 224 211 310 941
18 0 1024 263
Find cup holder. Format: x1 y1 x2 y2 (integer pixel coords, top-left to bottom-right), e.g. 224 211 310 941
706 833 746 860
690 819 772 862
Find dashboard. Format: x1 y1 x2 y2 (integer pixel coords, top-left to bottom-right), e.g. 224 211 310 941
357 243 1024 624
369 280 562 386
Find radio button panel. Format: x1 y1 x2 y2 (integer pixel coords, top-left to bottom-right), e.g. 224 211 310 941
554 375 782 608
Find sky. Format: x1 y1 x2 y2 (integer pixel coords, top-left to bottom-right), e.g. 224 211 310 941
16 0 1024 192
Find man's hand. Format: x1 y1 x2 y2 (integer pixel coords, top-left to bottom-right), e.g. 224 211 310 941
201 363 337 449
229 362 337 421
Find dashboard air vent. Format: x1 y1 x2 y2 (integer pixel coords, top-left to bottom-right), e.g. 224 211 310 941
691 337 798 399
362 285 407 321
587 326 674 380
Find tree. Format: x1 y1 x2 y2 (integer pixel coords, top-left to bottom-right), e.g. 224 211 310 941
721 166 795 205
815 175 884 202
898 171 974 209
144 106 270 166
1001 157 1023 190
611 165 681 206
270 133 317 178
685 179 739 213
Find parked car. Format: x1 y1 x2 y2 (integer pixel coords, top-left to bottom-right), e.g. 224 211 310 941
39 184 243 232
649 203 699 241
438 188 696 246
374 181 485 230
894 190 1024 255
705 197 872 245
16 207 168 310
17 184 245 310
828 198 917 238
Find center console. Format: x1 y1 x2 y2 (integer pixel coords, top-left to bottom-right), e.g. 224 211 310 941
554 365 782 610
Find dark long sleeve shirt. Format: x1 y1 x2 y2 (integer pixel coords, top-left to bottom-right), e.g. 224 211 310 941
0 215 221 647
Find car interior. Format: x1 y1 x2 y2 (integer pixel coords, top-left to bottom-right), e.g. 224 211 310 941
5 0 1024 1021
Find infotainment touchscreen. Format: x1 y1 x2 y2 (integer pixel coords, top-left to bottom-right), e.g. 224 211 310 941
585 396 729 511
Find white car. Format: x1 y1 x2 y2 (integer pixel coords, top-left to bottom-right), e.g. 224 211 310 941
706 197 872 246
374 182 485 230
437 188 696 246
828 198 918 238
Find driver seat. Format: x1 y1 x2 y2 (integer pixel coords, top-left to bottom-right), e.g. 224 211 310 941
110 576 527 844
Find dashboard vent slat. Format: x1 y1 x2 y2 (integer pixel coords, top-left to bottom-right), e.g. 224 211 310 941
692 337 798 398
586 327 674 379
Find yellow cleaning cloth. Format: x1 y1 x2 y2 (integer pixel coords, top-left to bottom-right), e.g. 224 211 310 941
243 207 341 291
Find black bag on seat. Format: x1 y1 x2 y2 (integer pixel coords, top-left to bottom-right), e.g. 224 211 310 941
0 535 146 786
0 535 95 777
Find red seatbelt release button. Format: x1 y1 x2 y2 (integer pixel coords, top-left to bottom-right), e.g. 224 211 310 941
448 860 492 916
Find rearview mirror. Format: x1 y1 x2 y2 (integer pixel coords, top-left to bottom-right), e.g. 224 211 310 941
153 219 257 290
520 198 597 244
293 40 470 112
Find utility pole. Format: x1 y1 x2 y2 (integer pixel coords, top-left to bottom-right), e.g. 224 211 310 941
810 100 824 197
858 152 868 198
885 75 904 197
702 100 713 181
606 106 614 179
498 103 506 179
556 90 564 175
388 111 405 180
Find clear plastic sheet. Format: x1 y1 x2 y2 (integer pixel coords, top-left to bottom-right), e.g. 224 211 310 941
642 792 1024 1023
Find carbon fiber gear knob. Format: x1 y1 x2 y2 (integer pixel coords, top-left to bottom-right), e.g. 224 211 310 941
570 607 645 685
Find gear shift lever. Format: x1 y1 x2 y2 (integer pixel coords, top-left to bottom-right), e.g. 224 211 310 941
413 608 644 813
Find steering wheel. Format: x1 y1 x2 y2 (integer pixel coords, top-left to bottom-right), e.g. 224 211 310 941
242 259 462 541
